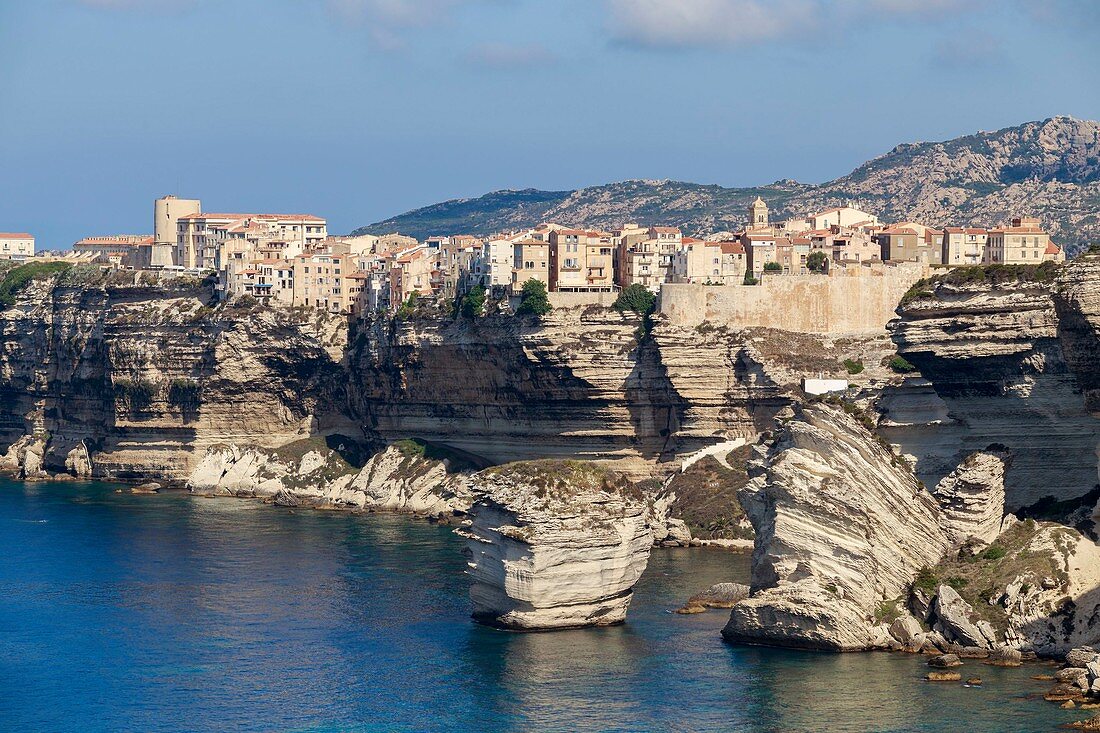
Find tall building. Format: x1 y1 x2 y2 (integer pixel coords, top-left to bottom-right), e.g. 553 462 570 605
154 196 201 267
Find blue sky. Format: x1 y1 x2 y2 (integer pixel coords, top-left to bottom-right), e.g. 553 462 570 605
1 0 1098 247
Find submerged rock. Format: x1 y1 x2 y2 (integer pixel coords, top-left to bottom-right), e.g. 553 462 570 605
677 582 749 614
461 460 652 631
722 403 950 651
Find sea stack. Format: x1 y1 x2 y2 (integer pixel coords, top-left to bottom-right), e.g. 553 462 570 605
461 460 652 630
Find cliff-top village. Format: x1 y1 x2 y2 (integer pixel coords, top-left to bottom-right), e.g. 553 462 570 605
0 194 1066 318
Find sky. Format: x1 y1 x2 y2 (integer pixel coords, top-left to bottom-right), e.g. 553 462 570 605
1 0 1098 247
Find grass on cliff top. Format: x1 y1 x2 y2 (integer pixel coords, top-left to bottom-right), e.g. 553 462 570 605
484 459 640 501
391 438 479 472
274 435 369 471
666 448 754 540
914 518 1077 632
900 261 1062 307
0 261 73 307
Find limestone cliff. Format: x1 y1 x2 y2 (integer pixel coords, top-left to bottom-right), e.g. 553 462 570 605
188 440 473 517
0 269 349 482
885 263 1099 508
723 403 950 651
461 460 652 630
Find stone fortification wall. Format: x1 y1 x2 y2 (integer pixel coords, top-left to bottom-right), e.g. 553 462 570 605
659 263 929 334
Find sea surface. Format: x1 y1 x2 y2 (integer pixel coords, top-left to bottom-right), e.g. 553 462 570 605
0 479 1079 733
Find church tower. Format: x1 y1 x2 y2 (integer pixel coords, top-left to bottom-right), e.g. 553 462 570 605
748 197 769 229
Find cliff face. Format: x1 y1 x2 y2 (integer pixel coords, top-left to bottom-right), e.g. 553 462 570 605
0 273 349 481
722 403 950 651
345 311 830 478
884 265 1100 509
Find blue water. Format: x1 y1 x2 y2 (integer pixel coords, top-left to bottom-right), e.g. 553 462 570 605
0 480 1077 732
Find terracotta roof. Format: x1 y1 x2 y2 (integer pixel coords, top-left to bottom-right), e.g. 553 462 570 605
719 241 745 255
1046 242 1061 255
0 232 33 239
990 226 1047 234
880 227 918 235
649 226 681 234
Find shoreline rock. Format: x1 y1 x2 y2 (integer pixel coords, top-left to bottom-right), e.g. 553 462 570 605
461 460 652 631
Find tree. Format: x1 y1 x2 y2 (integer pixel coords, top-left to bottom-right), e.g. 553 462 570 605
807 250 829 273
742 272 759 286
395 292 418 320
515 279 552 317
612 283 656 315
460 285 486 318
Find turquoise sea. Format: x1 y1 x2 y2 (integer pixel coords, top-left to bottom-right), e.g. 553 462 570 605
0 480 1078 732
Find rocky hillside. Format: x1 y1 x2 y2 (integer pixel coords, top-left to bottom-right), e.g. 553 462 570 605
354 117 1100 252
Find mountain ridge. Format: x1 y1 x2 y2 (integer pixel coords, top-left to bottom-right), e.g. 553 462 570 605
353 116 1100 252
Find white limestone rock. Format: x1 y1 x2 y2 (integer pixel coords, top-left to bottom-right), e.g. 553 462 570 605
722 402 951 651
931 584 990 649
934 449 1009 546
187 442 473 518
462 460 652 630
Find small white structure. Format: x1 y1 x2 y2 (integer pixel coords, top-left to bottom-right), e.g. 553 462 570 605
801 377 849 396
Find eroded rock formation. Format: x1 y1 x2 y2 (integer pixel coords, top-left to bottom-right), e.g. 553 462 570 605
188 442 473 517
934 449 1009 546
461 460 652 630
886 262 1100 508
722 403 950 651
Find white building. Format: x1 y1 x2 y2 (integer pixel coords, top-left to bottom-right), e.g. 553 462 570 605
0 233 35 261
482 238 516 288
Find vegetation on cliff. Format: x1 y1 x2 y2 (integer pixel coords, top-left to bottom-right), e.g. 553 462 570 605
0 261 72 307
515 279 552 317
612 284 656 315
900 261 1063 306
665 449 753 540
913 518 1076 632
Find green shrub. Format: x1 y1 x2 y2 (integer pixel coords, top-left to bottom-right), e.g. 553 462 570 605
763 262 782 272
167 378 201 406
842 358 864 375
945 576 969 590
913 567 938 593
515 279 552 317
0 262 73 307
460 285 486 318
889 355 917 373
612 283 656 315
981 544 1007 561
807 250 828 273
395 292 419 320
742 273 759 286
115 379 158 411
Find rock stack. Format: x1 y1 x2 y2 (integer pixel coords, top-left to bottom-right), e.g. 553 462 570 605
461 460 652 630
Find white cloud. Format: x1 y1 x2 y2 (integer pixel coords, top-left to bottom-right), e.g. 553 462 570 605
605 0 983 48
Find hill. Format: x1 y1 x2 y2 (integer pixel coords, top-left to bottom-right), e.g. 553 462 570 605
353 117 1100 253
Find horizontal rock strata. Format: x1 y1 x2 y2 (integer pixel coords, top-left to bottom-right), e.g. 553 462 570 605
461 460 652 630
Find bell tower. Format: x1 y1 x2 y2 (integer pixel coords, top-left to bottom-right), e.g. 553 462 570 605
748 197 769 229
